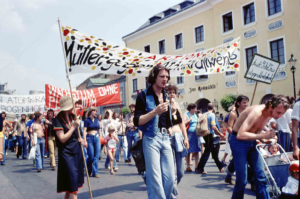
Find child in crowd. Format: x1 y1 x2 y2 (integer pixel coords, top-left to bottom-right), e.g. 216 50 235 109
104 126 119 175
282 161 299 196
267 144 280 156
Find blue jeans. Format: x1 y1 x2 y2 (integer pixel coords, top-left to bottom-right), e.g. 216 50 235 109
105 155 117 168
116 135 128 161
229 134 269 199
143 133 174 199
17 133 28 159
170 134 184 199
86 134 100 176
127 130 139 160
278 131 292 152
35 137 45 170
1 136 5 165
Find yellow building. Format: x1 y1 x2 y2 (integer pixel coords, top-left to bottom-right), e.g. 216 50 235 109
122 0 300 113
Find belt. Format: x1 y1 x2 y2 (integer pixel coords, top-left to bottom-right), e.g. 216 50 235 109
158 127 168 135
232 131 238 136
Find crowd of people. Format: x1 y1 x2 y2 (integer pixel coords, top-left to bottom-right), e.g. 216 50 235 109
0 64 299 199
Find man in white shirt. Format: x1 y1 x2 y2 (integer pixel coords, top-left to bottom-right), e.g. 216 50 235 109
272 108 293 152
291 98 300 160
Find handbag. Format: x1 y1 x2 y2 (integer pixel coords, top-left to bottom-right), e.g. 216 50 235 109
196 113 209 137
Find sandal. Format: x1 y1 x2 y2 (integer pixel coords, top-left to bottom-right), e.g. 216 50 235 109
186 167 192 172
110 170 115 175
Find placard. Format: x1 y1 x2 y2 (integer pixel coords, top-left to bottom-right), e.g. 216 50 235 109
244 53 280 84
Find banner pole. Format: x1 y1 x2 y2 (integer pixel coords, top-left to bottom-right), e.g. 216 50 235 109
250 82 258 106
58 18 93 199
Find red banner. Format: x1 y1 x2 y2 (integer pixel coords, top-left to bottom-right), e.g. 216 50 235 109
45 83 121 110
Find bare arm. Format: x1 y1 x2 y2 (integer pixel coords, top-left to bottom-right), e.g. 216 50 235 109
292 119 299 160
83 127 87 143
227 113 236 134
183 114 191 126
212 125 224 137
56 127 76 144
176 102 188 140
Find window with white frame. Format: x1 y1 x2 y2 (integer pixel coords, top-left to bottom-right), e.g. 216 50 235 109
270 39 285 64
195 75 208 82
195 25 204 43
243 3 255 25
267 0 282 16
159 40 165 54
132 78 138 93
175 33 183 50
144 45 150 53
176 76 184 85
246 46 257 68
222 12 233 32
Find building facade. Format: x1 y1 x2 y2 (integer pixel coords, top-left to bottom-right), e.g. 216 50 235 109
122 0 300 113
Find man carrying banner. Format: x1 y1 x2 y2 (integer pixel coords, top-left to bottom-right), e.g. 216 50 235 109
125 104 141 163
230 95 289 199
14 114 29 159
134 65 174 199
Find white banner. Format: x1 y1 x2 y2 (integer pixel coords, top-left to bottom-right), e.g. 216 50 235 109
61 25 241 77
0 94 46 114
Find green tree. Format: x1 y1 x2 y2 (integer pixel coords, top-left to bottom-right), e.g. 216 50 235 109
122 106 130 116
220 94 237 112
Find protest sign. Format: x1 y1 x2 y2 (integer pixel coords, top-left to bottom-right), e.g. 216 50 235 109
60 25 241 77
45 83 121 110
244 53 280 84
0 94 45 114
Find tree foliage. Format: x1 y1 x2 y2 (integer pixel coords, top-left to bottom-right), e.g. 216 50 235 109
122 107 130 116
220 95 237 112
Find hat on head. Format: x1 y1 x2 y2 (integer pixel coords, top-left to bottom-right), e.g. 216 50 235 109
59 96 81 112
289 161 299 172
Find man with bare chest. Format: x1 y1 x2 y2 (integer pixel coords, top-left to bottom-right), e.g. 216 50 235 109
32 112 45 172
230 95 289 199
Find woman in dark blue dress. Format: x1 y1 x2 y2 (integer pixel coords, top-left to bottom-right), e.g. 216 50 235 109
53 96 84 199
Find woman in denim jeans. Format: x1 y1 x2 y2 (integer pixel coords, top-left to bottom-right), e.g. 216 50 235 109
83 107 101 178
166 84 189 199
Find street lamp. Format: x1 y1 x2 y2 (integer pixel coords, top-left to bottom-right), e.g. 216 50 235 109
213 99 219 111
288 54 297 99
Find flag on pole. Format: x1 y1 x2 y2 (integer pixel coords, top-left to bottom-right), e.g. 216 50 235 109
60 25 241 77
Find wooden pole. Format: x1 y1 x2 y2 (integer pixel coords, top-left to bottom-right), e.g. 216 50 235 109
250 82 258 106
58 18 93 199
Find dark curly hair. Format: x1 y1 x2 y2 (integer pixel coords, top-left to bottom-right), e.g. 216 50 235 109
147 65 170 85
265 95 289 110
187 103 197 111
235 95 249 108
165 83 178 94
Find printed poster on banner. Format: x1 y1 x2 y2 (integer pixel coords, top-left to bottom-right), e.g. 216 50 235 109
60 25 241 77
244 53 280 84
45 83 121 110
0 94 45 114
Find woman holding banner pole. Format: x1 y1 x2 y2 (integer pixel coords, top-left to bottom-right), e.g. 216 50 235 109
53 96 84 198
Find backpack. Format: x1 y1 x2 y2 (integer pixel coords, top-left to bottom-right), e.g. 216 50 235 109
195 113 209 137
130 139 145 173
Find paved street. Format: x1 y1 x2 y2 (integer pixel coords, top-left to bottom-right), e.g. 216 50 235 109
0 144 256 199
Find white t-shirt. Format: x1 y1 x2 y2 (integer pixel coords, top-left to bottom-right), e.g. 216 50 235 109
282 176 299 194
291 101 300 122
276 108 292 133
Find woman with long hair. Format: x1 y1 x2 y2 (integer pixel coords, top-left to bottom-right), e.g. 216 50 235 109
166 84 189 198
83 107 101 178
53 96 84 199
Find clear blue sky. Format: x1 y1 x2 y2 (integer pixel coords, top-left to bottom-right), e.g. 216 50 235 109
0 0 183 94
